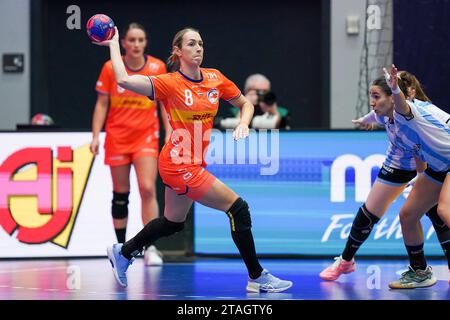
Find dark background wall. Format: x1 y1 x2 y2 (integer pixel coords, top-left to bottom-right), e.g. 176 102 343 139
28 0 328 254
32 0 328 130
394 0 450 113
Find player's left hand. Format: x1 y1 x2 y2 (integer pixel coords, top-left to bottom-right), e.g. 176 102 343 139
92 27 119 47
233 123 249 141
352 117 375 130
383 64 399 90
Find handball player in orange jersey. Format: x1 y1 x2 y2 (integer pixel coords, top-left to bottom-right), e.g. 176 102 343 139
90 23 170 266
95 25 293 292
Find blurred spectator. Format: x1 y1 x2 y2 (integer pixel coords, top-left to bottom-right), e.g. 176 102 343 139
252 91 290 130
220 73 290 130
242 74 271 116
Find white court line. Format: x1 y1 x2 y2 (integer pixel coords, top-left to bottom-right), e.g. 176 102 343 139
104 292 127 295
215 297 236 299
155 263 195 266
185 296 206 298
0 266 68 274
1 286 77 293
158 294 177 297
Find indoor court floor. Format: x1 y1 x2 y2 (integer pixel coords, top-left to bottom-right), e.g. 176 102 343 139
0 258 448 300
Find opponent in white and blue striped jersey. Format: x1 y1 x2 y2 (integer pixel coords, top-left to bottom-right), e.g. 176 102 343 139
393 99 450 173
368 110 418 171
385 65 450 290
319 71 450 284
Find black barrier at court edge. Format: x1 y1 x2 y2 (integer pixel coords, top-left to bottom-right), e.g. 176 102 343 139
0 300 443 318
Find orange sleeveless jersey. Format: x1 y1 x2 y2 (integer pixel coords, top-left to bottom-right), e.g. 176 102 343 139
96 55 167 154
150 68 241 168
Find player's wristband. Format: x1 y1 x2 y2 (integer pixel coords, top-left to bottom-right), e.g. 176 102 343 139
391 86 401 94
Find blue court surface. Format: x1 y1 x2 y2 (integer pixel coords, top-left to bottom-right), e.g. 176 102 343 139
0 257 448 300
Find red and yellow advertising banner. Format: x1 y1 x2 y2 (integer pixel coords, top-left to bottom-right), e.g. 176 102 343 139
0 132 144 257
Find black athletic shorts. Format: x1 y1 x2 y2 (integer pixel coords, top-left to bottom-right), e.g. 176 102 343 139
424 166 450 185
376 164 417 186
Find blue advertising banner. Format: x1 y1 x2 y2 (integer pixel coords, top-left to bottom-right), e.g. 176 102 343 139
194 131 441 256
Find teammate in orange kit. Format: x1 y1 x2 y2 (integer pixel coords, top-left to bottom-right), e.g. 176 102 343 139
96 25 293 292
90 23 170 266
